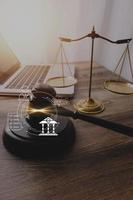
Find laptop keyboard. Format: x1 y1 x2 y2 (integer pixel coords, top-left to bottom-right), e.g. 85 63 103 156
6 65 50 90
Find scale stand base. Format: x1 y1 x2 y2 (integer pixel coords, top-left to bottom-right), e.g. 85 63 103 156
3 116 75 158
74 98 104 114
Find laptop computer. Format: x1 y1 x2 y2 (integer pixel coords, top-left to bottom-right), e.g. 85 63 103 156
0 35 75 98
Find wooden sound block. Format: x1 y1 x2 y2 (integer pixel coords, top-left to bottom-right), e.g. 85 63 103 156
3 116 75 158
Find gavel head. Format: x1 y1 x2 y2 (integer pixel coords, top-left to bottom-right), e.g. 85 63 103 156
27 84 57 129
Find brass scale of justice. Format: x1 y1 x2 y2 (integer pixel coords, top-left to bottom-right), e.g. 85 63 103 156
47 26 133 114
3 27 133 157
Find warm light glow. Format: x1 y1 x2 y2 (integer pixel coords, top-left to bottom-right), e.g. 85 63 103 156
0 0 46 64
27 107 54 114
0 0 85 64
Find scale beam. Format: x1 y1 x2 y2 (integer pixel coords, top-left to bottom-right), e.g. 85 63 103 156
60 28 132 44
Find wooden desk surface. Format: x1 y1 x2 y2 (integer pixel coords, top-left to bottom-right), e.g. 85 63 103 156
0 62 133 200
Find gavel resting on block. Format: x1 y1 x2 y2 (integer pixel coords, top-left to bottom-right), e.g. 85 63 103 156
2 84 133 158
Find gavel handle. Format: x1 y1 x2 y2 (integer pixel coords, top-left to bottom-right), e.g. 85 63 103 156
74 112 133 137
57 106 133 137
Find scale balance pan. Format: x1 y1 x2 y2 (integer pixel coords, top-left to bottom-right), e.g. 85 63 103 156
104 80 133 94
46 76 77 88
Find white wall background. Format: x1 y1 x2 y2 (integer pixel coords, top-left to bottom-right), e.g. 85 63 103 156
95 0 133 81
0 0 133 81
0 0 106 65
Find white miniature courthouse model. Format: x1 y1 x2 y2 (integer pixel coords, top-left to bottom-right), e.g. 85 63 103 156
39 117 58 136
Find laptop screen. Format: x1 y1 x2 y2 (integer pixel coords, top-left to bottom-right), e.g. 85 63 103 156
0 35 20 84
